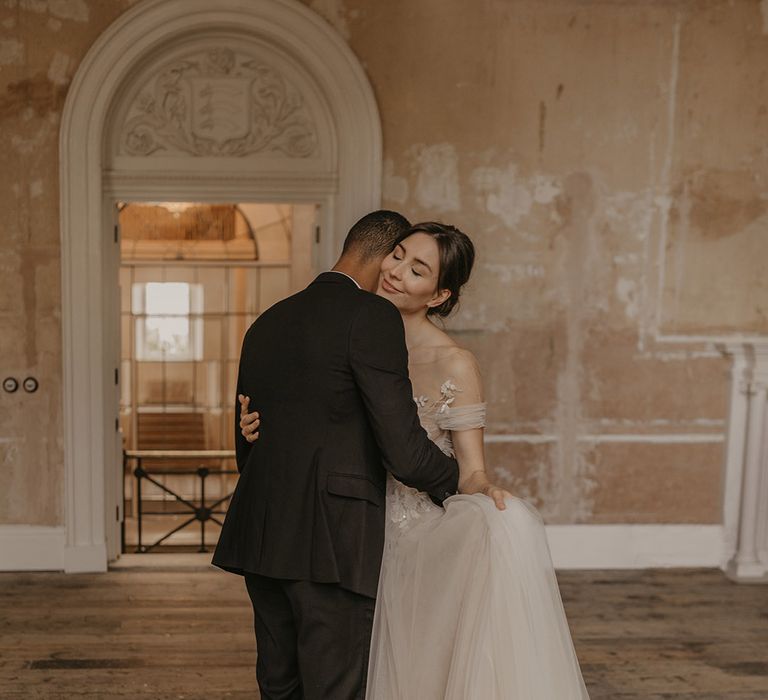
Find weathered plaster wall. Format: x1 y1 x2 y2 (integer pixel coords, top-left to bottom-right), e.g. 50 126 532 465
661 3 768 333
2 0 765 526
310 0 766 523
0 0 140 525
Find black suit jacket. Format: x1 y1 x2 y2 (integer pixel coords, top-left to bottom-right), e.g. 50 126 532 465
212 272 459 597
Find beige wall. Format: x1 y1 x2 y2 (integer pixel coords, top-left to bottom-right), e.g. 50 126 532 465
0 0 139 525
2 0 766 527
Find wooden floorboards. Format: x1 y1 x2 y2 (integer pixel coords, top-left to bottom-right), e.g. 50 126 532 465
0 567 766 698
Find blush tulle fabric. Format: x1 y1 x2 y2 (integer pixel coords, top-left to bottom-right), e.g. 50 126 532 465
366 400 590 699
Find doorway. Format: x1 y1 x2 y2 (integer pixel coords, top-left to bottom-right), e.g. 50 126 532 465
117 201 317 554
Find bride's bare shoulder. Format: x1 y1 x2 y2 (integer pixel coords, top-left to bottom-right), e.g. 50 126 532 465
435 345 481 381
409 336 484 403
410 326 482 385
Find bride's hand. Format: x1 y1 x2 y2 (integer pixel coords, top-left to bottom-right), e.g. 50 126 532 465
460 470 513 510
238 394 260 442
482 483 514 511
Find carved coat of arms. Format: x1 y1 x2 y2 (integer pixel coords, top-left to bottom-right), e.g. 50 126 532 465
120 48 317 158
190 78 251 144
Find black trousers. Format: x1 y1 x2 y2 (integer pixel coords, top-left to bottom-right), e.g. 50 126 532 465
244 573 376 700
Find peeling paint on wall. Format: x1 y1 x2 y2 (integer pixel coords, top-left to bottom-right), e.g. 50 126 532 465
0 76 67 120
533 176 561 205
46 50 71 86
468 164 562 230
672 169 767 242
49 0 88 22
383 157 408 206
616 277 639 320
19 0 88 22
10 119 53 154
484 262 545 284
413 143 460 213
471 163 532 228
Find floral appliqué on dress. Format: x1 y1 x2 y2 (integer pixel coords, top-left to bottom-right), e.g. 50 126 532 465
386 380 464 539
437 380 459 414
414 380 461 416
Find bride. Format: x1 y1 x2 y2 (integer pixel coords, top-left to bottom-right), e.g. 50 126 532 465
240 222 590 699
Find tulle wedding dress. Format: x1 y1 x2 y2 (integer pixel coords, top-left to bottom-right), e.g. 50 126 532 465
366 380 590 699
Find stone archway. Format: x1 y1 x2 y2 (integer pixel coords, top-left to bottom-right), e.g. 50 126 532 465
59 0 381 571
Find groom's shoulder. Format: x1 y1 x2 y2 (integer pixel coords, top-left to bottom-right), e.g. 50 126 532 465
247 283 401 332
354 289 400 316
308 279 400 320
349 291 403 336
240 287 306 336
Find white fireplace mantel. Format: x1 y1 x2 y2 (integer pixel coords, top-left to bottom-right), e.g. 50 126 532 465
719 341 768 582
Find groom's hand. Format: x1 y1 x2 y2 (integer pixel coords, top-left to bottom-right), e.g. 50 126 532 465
238 394 260 442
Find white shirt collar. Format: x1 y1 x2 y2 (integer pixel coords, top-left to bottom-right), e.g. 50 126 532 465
328 270 362 289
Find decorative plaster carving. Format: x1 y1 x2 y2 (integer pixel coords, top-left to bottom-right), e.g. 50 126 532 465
119 48 318 158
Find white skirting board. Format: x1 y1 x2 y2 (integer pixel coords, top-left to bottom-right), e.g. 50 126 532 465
546 524 724 569
0 526 65 571
0 524 724 572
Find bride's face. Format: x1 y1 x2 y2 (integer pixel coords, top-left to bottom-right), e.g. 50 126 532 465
377 232 450 314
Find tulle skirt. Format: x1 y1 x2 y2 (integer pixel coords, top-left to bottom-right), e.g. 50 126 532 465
366 494 590 699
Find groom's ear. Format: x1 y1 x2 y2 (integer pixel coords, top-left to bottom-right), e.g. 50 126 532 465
426 289 451 310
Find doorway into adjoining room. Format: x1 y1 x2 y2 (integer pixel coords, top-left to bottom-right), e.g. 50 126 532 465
118 201 317 555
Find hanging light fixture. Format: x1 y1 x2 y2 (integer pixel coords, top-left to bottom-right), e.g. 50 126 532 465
144 202 196 218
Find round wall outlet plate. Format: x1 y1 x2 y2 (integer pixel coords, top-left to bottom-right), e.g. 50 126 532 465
22 377 39 393
3 377 19 393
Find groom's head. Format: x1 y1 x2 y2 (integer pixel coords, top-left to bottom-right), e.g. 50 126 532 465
341 210 411 262
334 210 410 291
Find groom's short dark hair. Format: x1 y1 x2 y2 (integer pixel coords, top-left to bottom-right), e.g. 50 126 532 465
342 210 410 261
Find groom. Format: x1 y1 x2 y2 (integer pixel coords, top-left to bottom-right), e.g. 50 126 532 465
212 210 459 700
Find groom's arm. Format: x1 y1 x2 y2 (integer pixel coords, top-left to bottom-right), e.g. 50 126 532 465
234 330 253 473
348 295 459 504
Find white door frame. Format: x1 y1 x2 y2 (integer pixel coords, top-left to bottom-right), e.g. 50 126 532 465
59 0 382 571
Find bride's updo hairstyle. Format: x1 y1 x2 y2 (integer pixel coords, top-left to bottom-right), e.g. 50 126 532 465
397 222 475 317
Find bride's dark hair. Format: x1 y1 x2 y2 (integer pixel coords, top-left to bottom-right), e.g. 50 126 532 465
395 222 475 317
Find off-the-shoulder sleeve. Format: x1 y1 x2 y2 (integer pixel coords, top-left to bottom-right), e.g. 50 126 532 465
435 402 487 431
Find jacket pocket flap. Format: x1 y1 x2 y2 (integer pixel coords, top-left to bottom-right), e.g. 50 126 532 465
326 473 384 506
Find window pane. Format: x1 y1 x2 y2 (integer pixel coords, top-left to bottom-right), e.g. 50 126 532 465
145 282 190 316
145 315 191 358
133 282 203 361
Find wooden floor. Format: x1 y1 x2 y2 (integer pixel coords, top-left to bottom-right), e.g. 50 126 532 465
0 566 766 699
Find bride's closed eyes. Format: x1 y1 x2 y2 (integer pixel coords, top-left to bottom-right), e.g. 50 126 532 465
392 243 431 279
